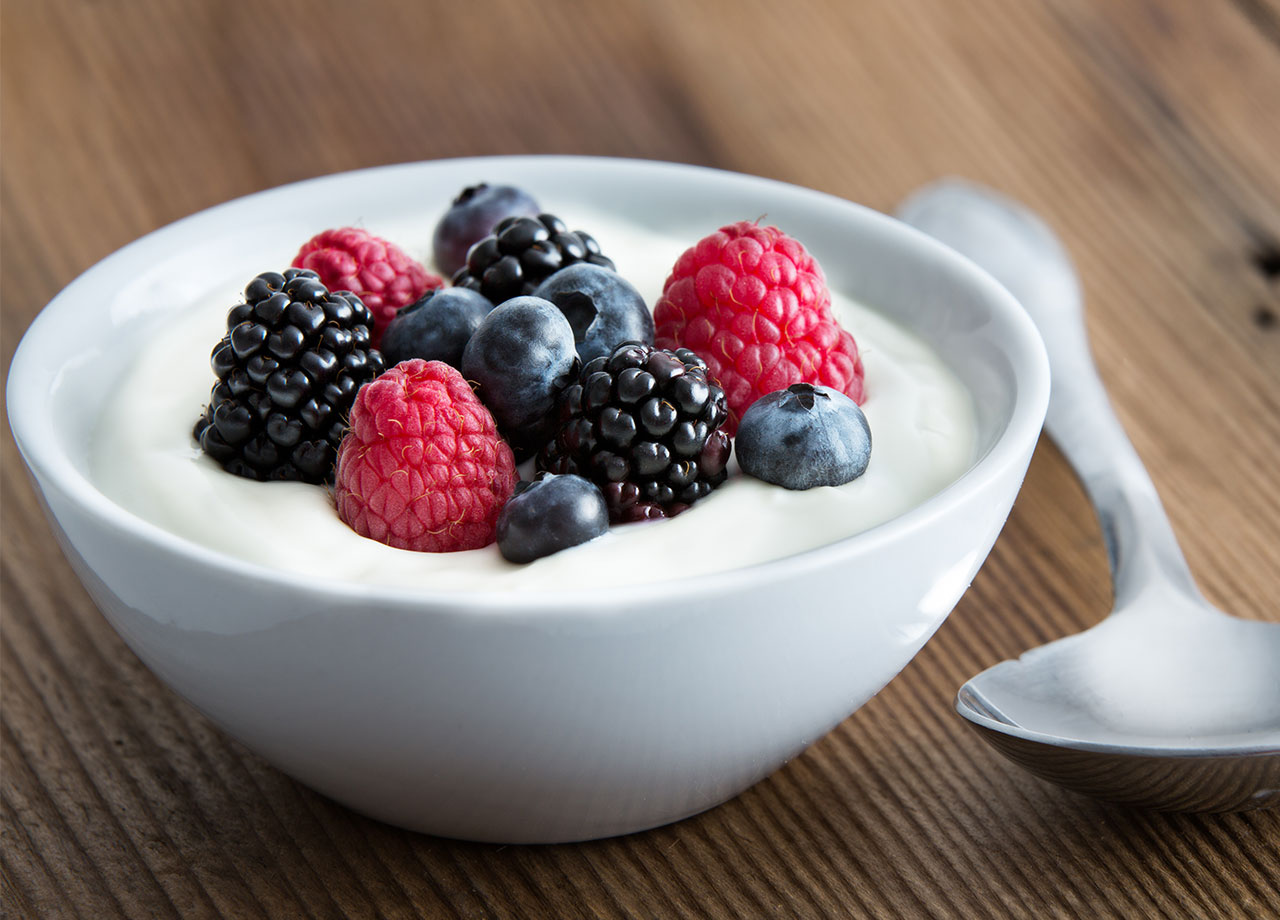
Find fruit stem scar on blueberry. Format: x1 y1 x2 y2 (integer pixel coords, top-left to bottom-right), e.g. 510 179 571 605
553 292 598 345
785 382 828 411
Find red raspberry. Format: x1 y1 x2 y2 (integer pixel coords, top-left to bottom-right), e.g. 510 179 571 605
653 221 865 434
334 359 517 553
292 228 443 347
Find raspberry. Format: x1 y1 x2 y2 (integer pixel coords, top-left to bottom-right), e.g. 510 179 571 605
293 228 443 347
653 221 865 434
334 359 518 553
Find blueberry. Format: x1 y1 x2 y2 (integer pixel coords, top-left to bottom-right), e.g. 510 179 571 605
460 296 578 457
496 473 609 563
432 183 541 277
532 263 654 364
380 287 495 369
736 383 871 489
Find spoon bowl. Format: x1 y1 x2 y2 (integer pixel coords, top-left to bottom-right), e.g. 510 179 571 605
898 179 1280 812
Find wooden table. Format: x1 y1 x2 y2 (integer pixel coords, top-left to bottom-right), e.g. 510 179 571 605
3 1 1278 917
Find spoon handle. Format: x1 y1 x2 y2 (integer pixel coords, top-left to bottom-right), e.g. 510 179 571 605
1038 284 1200 608
898 181 1200 608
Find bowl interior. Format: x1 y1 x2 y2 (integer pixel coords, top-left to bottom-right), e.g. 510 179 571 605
10 155 1046 596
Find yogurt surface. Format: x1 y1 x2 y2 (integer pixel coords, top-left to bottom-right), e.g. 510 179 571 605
91 212 976 591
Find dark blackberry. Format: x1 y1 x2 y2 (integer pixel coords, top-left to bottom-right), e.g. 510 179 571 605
538 342 732 522
192 268 385 483
451 213 615 305
432 183 541 277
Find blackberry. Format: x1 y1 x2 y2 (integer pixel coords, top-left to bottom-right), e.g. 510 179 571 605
451 213 615 305
193 268 385 483
432 183 541 277
538 342 732 523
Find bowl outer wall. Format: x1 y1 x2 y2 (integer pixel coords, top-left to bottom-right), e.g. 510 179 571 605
31 452 1027 843
7 155 1050 841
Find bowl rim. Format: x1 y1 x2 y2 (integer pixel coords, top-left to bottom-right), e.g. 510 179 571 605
7 154 1050 614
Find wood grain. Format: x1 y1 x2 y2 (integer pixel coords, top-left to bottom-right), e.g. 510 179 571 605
3 0 1278 917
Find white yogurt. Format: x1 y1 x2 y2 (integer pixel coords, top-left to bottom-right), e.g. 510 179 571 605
91 214 976 591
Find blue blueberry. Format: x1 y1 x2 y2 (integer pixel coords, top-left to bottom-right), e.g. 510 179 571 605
432 183 541 277
380 287 495 369
497 473 609 563
736 383 872 489
532 263 654 364
460 296 578 457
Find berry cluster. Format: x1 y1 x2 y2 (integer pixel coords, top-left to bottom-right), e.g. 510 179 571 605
292 227 443 348
539 343 731 522
452 213 615 304
192 182 873 563
654 220 865 433
193 268 384 483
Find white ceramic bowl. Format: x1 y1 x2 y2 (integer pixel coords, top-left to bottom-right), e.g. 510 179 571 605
7 156 1048 843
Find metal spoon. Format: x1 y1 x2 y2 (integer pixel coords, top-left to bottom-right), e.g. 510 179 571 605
897 179 1280 812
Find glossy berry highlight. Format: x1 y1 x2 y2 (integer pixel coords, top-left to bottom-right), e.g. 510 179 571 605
193 268 384 483
539 341 732 522
452 213 615 305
